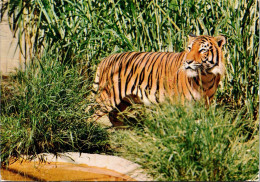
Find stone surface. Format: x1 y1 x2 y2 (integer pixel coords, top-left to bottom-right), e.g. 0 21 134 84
32 152 151 181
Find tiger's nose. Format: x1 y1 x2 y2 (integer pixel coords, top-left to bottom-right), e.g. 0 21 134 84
186 60 194 64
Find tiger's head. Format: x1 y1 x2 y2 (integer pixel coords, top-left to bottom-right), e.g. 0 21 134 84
183 34 226 78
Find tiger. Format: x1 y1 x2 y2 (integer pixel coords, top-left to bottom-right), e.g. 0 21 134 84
93 34 226 126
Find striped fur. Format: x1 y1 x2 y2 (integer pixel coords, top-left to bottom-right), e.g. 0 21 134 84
94 35 226 125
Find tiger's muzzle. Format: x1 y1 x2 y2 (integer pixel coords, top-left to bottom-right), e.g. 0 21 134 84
183 60 203 77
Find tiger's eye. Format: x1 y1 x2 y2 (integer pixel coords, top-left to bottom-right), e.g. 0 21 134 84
199 49 207 53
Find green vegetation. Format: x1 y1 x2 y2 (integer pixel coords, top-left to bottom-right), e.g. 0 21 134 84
111 103 259 181
1 51 110 165
1 0 258 181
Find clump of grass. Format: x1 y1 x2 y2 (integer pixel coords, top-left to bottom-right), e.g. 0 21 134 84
111 103 259 181
1 51 110 166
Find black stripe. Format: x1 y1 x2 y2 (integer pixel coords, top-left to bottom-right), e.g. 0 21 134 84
199 49 206 53
139 68 145 84
187 78 195 100
144 88 149 102
215 48 219 66
137 53 151 85
209 93 215 100
121 52 134 74
147 71 153 90
147 52 162 70
118 55 125 101
149 53 166 101
176 70 181 95
91 90 98 94
131 54 146 95
137 52 150 68
139 53 153 85
149 53 164 80
193 77 199 86
208 80 215 90
146 53 162 95
168 53 176 69
131 76 139 93
156 53 168 100
208 49 214 64
125 69 133 93
112 53 126 104
109 55 120 79
124 53 143 95
132 53 146 74
155 79 159 103
163 53 171 90
124 53 141 74
120 52 133 98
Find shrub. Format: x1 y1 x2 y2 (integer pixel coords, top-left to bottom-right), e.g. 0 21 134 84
1 52 110 165
112 103 259 181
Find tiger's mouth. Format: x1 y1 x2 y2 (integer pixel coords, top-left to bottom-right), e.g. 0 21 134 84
184 60 220 77
185 64 221 78
183 62 203 77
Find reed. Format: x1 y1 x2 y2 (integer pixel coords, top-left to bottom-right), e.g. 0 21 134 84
1 49 110 165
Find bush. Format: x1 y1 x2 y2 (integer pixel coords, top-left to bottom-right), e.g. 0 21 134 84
1 52 110 165
111 103 259 181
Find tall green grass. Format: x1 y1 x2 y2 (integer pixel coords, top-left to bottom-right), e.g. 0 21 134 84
111 103 259 181
1 49 110 165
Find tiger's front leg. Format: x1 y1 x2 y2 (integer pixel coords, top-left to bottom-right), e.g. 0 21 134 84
109 95 141 126
108 110 123 127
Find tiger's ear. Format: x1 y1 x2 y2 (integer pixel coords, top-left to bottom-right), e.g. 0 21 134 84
188 33 197 43
215 35 226 48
